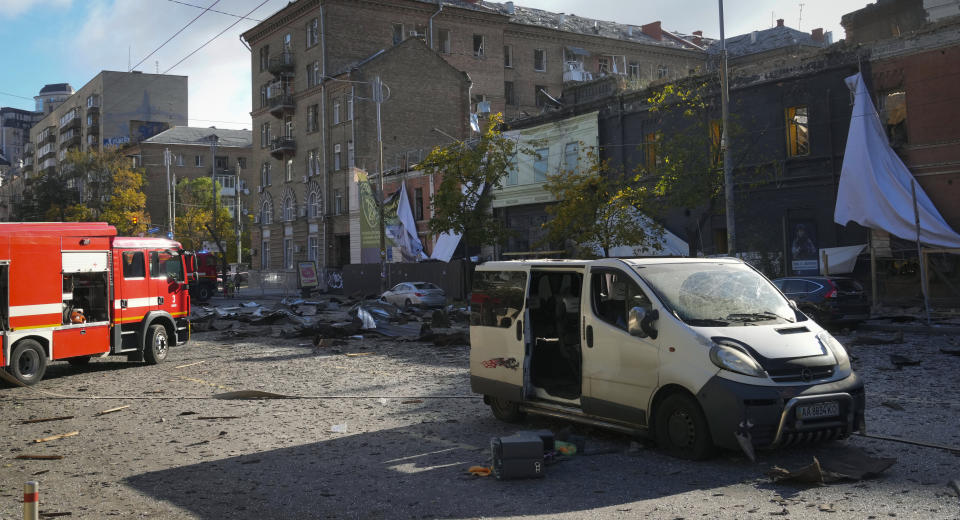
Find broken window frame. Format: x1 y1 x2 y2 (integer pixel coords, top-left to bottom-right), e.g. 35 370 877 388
785 105 810 157
534 48 546 72
392 23 404 45
504 44 513 68
473 34 485 57
438 29 451 54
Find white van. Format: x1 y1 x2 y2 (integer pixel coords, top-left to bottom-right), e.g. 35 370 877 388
469 258 865 459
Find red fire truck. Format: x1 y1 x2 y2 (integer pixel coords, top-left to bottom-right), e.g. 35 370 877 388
186 251 219 301
0 222 192 386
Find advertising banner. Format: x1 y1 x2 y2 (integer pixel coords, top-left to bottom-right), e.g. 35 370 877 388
789 219 819 275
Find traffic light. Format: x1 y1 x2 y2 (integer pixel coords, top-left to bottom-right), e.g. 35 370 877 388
132 216 138 225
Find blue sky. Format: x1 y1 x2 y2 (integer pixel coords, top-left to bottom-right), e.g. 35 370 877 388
1 0 868 130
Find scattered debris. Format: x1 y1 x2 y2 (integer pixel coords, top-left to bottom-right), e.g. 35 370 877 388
736 419 757 462
948 479 960 497
178 411 198 416
95 405 130 416
196 416 240 420
213 390 291 400
890 354 921 369
857 432 960 454
401 400 423 404
38 511 72 518
33 431 79 443
330 424 348 433
15 455 63 460
940 347 960 357
175 361 206 369
767 448 895 485
881 401 905 411
345 352 372 357
467 466 492 476
431 309 451 328
21 416 74 425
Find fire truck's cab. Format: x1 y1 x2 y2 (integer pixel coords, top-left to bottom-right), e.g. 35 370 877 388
0 223 191 386
186 251 219 301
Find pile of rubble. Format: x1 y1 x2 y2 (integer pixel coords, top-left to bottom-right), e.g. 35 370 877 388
189 296 470 347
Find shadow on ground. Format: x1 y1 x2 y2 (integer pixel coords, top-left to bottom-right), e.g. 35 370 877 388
125 416 760 519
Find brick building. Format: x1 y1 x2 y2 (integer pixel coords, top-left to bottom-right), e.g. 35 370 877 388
126 127 253 233
241 0 706 274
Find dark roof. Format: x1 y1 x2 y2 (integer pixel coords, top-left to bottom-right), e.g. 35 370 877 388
38 83 73 95
707 25 825 58
143 126 252 147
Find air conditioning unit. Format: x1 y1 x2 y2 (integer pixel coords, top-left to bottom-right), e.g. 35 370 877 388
258 186 263 193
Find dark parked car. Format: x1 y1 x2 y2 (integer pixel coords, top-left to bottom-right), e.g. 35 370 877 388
772 276 870 327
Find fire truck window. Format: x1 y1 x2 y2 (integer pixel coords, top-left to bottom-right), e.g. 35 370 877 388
150 252 161 278
122 251 146 278
159 251 184 281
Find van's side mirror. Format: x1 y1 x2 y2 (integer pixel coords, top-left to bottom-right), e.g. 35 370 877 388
499 316 512 328
788 299 799 309
628 307 659 339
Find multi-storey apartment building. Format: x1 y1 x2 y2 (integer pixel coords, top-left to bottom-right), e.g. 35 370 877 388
33 83 73 116
0 107 42 170
242 0 706 274
24 71 187 180
126 127 253 233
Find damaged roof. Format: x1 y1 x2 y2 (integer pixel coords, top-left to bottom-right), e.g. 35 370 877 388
409 0 702 49
143 126 252 148
707 24 826 58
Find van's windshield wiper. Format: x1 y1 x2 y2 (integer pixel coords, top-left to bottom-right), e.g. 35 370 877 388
726 311 792 323
684 317 730 326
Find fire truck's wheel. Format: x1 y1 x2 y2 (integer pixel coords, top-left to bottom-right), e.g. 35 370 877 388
7 340 47 386
144 324 169 365
197 284 212 301
67 356 91 366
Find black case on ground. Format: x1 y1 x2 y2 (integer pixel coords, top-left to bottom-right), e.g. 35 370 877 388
491 433 545 480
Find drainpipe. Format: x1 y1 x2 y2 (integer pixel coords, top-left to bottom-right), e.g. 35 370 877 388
429 0 443 50
320 3 329 272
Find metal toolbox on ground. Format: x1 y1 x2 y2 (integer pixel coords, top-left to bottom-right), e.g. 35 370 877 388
491 433 545 480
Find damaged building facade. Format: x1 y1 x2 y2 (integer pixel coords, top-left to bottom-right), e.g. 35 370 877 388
241 0 706 278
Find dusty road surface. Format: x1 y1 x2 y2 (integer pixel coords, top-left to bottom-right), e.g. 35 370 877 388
2 298 959 519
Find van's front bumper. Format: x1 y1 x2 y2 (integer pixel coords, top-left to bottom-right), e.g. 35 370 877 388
696 372 865 451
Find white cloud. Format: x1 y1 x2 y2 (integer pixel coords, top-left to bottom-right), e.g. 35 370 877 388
0 0 71 19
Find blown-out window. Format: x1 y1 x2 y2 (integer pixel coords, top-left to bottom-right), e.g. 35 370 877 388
786 105 809 157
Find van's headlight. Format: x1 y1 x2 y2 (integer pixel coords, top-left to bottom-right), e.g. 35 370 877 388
818 332 850 368
709 341 766 378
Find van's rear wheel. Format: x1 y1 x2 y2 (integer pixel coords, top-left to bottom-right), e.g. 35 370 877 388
144 324 169 365
654 393 713 460
489 396 525 422
6 340 47 386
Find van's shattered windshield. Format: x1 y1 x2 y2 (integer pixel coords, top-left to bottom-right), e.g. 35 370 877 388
632 263 794 326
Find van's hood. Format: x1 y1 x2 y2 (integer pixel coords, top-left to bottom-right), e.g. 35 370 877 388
694 323 826 360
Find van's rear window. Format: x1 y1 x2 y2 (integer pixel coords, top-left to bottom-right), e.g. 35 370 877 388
471 271 526 328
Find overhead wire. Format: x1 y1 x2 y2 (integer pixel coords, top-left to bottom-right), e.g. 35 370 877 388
166 0 264 22
129 0 222 73
163 0 272 74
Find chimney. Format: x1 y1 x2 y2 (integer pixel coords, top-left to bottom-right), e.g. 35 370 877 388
558 13 565 27
641 21 662 41
751 30 758 43
627 25 634 37
776 18 784 27
692 30 703 46
811 27 824 42
504 1 514 14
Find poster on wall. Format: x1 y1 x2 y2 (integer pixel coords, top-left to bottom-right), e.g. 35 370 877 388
298 261 319 289
789 219 819 275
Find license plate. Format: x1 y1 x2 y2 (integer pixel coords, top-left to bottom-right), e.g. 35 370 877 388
796 401 839 420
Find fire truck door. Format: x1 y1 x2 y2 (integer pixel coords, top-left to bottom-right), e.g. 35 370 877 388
116 250 150 335
152 250 189 318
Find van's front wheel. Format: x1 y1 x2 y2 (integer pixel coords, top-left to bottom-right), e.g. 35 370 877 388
654 393 713 460
489 396 525 423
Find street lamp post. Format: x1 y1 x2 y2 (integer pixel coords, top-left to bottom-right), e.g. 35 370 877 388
163 148 173 236
374 75 387 293
719 0 736 256
209 133 219 250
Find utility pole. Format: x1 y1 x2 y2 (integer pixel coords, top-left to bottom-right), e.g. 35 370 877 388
719 0 737 256
374 75 387 292
209 134 219 250
163 148 173 236
236 159 242 265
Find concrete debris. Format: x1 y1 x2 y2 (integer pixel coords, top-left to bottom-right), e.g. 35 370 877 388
849 331 904 345
889 354 921 368
431 309 451 328
767 448 895 485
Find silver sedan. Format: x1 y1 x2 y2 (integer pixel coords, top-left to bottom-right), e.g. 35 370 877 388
381 282 446 309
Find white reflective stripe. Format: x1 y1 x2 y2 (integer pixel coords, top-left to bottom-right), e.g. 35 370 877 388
114 297 156 309
9 303 62 317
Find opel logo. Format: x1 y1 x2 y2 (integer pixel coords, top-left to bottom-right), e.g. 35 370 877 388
800 368 813 382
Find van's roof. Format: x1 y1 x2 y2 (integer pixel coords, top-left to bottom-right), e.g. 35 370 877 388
477 257 743 270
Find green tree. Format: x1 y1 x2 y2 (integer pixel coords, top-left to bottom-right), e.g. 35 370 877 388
542 146 663 258
100 167 148 236
174 177 234 293
419 113 529 253
60 149 129 217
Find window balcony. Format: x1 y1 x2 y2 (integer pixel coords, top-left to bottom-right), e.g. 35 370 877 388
268 52 295 76
60 128 80 148
59 114 80 132
268 94 295 118
87 119 99 135
270 136 296 159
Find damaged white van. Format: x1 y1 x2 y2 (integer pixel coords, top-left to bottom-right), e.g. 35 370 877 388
469 258 865 459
